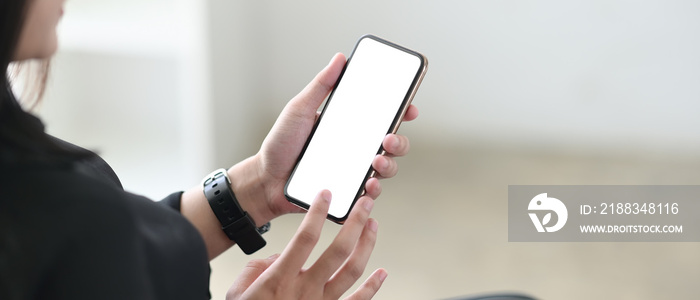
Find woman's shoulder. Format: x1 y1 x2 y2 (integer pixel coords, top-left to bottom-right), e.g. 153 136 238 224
0 162 193 239
0 165 134 297
0 162 210 299
1 163 128 215
0 163 146 253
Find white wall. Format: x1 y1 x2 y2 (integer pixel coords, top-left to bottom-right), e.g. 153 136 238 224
40 0 212 198
235 0 700 156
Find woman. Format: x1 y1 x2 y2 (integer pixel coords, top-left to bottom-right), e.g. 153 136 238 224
0 0 419 299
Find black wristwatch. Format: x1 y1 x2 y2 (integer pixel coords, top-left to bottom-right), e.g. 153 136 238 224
202 169 269 254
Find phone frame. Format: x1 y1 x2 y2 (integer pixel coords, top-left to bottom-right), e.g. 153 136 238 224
284 34 428 223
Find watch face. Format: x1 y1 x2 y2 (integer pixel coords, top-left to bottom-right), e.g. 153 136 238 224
202 168 229 187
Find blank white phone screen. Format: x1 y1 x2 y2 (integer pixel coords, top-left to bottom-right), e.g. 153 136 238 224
286 37 423 219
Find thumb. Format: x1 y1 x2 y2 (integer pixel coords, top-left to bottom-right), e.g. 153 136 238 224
226 254 280 299
289 53 346 115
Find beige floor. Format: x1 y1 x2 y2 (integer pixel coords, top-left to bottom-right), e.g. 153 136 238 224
208 138 700 300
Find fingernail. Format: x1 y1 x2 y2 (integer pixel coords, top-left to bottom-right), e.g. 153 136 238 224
363 198 374 212
368 219 378 233
328 53 340 66
379 156 388 170
267 253 280 261
388 135 399 150
379 270 388 282
321 190 332 203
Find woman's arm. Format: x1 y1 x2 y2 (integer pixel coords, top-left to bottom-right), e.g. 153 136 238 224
179 156 269 260
179 53 418 260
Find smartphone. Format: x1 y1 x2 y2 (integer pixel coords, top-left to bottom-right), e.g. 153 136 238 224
284 34 428 223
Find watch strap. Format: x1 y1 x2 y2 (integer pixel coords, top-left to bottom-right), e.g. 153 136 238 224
202 169 267 254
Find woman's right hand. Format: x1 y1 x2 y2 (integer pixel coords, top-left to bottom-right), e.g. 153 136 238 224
226 190 387 300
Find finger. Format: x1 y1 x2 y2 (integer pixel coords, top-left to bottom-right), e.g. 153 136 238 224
277 190 332 272
306 196 374 283
344 269 388 300
403 104 419 121
382 134 410 157
363 178 381 200
324 219 379 299
226 254 280 299
289 53 346 117
371 155 398 179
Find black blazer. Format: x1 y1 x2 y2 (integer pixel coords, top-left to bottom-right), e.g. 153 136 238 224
0 137 210 299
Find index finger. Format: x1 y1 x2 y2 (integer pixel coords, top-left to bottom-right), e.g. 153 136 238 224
289 53 346 116
275 190 332 273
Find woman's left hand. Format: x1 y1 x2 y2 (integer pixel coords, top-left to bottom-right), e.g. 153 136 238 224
245 53 419 223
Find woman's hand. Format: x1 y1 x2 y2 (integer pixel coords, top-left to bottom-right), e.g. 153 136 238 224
226 191 387 300
239 53 419 224
180 53 417 260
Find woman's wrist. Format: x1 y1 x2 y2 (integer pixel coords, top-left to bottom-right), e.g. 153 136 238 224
226 155 276 227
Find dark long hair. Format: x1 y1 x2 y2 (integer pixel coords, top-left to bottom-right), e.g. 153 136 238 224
0 0 90 164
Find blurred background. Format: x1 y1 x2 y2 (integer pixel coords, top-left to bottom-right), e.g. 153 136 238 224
38 0 699 299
